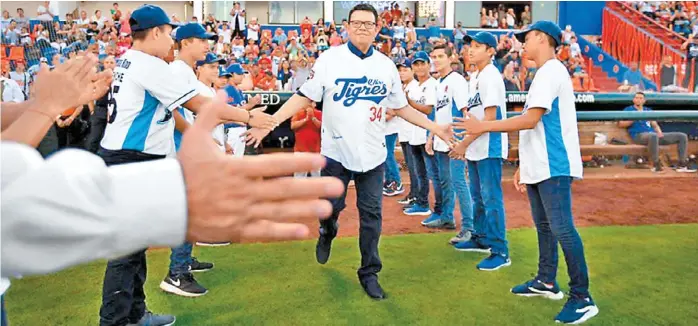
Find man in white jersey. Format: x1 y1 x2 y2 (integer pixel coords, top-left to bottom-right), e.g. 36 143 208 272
398 52 438 218
244 3 453 300
98 7 276 326
455 21 598 324
421 44 473 235
450 32 510 272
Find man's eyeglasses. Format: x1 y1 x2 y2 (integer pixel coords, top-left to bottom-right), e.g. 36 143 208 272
349 20 377 29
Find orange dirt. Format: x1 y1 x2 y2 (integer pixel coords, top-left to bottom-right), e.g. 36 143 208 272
289 172 698 239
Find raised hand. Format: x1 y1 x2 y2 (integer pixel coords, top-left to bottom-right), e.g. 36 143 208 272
32 55 100 116
178 90 344 243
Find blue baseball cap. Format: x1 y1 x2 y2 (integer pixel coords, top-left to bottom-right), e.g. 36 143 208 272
175 23 218 42
218 66 232 78
196 53 227 67
515 21 563 47
396 59 411 68
463 32 498 48
130 4 181 32
226 63 247 75
412 51 430 64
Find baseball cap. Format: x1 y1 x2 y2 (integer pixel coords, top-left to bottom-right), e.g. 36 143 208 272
515 20 563 47
175 23 218 41
258 57 271 65
196 53 226 67
226 63 247 75
463 32 498 48
412 51 430 64
218 66 232 78
130 4 181 32
396 59 411 68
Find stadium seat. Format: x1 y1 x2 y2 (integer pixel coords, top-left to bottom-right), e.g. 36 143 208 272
8 46 26 64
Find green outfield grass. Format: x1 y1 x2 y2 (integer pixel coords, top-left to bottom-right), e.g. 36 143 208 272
6 224 698 325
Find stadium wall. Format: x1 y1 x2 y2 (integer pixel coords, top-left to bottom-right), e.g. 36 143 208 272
558 1 606 36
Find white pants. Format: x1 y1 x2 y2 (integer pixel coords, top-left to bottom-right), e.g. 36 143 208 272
225 126 247 157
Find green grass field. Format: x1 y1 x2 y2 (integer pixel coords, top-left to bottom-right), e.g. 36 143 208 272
6 224 698 325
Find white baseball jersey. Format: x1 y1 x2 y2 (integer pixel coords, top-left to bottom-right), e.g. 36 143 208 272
100 50 197 155
193 81 226 152
404 77 437 146
299 43 408 172
466 63 508 161
433 71 469 153
519 59 583 184
394 80 417 143
170 59 200 154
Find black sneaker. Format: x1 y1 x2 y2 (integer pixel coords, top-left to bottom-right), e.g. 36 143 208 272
159 273 208 297
189 257 213 273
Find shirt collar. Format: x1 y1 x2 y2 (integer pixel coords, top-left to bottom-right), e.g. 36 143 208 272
347 41 373 59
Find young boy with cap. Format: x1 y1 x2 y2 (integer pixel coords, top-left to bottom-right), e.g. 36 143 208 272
98 7 276 324
224 63 259 157
398 52 439 218
450 31 511 272
454 21 599 324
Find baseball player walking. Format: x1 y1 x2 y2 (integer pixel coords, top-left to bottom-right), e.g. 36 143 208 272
450 32 511 272
245 3 453 300
455 21 599 324
98 6 275 325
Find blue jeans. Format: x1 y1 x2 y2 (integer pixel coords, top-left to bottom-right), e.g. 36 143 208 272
468 158 508 256
526 176 590 297
2 295 8 326
424 152 443 215
434 152 455 223
403 143 430 206
450 158 473 231
169 243 193 276
384 133 401 184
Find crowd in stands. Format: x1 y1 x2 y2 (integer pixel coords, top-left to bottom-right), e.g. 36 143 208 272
630 1 698 38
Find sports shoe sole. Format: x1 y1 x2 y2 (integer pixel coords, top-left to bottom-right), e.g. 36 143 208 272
512 287 565 300
384 189 404 197
189 266 213 273
454 247 491 253
159 281 208 298
477 259 512 271
403 210 432 216
196 242 231 247
555 305 599 324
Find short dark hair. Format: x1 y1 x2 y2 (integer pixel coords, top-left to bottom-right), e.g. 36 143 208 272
17 8 23 12
95 10 101 14
113 2 118 6
131 25 167 42
349 3 378 23
635 91 645 98
432 44 452 57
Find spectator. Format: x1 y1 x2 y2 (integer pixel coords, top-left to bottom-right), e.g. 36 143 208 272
14 8 29 31
340 19 349 43
1 71 24 103
618 92 695 172
506 8 516 28
92 10 107 29
247 17 260 43
521 5 531 26
1 10 10 32
316 27 329 51
681 34 698 92
659 55 677 88
569 35 581 58
290 57 310 91
9 62 31 100
3 19 20 45
562 25 575 43
619 62 644 92
453 21 466 50
405 20 417 43
670 9 692 37
75 11 90 33
231 36 245 58
503 62 521 91
329 30 342 47
110 3 122 22
391 41 406 63
230 2 246 40
272 27 287 45
277 59 292 90
36 1 54 21
218 23 232 44
639 1 655 19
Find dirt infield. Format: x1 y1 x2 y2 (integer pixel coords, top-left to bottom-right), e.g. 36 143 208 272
294 176 698 239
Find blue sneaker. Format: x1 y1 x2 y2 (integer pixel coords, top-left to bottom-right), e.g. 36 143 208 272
420 213 441 226
554 295 599 324
453 240 491 253
510 279 564 300
403 204 432 216
476 253 511 271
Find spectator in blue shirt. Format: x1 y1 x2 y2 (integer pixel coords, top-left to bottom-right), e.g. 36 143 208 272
618 92 695 172
619 62 644 92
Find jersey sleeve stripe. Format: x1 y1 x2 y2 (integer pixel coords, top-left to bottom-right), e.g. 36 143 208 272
164 89 197 112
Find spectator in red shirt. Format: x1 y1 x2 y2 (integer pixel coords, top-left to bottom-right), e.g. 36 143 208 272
391 4 403 23
291 102 322 177
300 17 313 36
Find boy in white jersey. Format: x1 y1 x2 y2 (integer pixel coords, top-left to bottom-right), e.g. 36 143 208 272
450 32 511 272
455 21 598 324
244 4 453 300
422 44 473 234
398 52 439 218
98 8 276 326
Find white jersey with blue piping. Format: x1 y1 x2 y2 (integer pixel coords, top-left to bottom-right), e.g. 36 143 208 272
433 71 469 153
169 59 199 151
404 77 438 146
298 43 408 172
100 50 197 155
519 59 583 184
466 63 508 161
